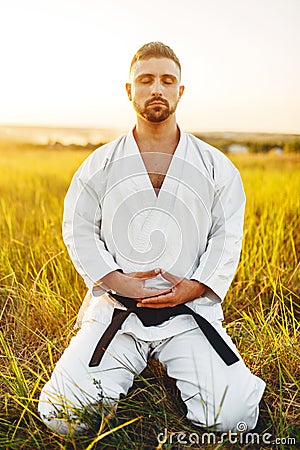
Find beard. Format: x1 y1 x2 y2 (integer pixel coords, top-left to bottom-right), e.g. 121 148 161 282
132 97 179 123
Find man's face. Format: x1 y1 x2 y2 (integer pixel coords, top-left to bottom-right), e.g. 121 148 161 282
126 57 184 123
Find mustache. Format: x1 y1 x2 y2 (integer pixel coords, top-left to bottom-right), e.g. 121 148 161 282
145 97 169 107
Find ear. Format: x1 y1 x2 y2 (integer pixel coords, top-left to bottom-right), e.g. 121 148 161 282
178 85 185 99
125 83 132 101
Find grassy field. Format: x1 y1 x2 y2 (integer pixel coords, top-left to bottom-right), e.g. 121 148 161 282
0 143 299 449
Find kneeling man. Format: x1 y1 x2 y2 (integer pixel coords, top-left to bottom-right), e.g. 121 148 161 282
38 42 265 435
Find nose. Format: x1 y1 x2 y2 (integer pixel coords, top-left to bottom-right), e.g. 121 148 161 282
151 79 163 97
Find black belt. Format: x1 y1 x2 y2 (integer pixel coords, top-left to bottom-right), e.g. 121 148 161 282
88 293 239 367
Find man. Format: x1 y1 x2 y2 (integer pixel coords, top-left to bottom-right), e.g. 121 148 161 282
38 42 265 435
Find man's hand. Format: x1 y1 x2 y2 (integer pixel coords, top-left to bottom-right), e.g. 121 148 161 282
136 270 206 308
100 269 171 299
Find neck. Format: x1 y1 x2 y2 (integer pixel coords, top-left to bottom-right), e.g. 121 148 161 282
133 115 180 153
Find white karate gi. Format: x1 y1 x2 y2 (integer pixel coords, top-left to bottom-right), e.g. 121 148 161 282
38 129 265 434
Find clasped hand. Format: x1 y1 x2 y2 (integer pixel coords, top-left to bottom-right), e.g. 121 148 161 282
101 268 206 308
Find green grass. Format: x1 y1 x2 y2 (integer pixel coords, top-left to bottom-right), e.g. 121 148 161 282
0 144 299 449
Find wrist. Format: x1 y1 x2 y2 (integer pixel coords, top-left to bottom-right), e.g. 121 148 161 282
191 280 206 298
98 270 124 292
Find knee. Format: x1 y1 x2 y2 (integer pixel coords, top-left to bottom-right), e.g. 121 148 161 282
215 403 260 432
186 370 265 432
40 414 88 435
38 383 117 436
38 398 83 435
38 386 88 435
188 400 260 432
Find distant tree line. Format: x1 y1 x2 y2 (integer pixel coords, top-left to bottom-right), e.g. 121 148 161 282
195 135 300 154
4 136 300 154
243 140 300 153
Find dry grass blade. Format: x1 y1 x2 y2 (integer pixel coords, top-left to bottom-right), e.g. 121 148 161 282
0 144 299 448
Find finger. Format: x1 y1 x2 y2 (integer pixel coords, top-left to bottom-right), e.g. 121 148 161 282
137 301 176 309
131 287 171 299
139 291 175 304
141 287 172 298
160 270 182 285
127 268 161 279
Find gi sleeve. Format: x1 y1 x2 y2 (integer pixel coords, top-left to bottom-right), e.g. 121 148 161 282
191 168 246 303
62 160 122 293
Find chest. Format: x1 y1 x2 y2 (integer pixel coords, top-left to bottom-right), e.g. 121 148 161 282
141 152 173 193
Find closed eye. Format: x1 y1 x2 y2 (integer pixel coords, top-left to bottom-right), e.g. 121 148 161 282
137 76 153 84
162 76 177 84
163 79 174 85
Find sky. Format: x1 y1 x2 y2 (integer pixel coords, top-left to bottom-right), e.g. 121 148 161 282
0 0 299 134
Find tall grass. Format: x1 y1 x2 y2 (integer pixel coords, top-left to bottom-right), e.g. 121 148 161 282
0 144 299 449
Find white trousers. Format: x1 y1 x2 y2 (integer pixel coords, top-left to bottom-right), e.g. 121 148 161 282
38 320 265 435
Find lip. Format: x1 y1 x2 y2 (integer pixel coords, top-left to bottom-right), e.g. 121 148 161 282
149 101 166 106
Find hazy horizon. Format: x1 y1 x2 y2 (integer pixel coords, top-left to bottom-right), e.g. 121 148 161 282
1 123 299 148
1 122 300 135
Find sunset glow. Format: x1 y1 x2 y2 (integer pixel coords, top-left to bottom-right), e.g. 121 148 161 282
1 0 299 133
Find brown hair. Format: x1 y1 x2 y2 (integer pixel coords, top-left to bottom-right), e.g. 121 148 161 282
130 42 181 74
